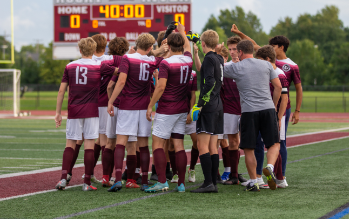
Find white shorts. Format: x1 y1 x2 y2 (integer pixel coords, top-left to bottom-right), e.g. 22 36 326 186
99 107 108 135
280 115 286 141
218 134 228 140
224 113 240 135
116 110 152 137
66 117 99 140
185 121 196 135
153 113 187 139
106 107 137 141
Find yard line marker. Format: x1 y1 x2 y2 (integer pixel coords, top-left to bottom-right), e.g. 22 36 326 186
319 202 349 219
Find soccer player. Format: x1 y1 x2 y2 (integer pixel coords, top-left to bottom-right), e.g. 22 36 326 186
190 30 224 193
254 45 289 188
223 40 282 192
231 25 302 185
144 22 192 193
55 37 115 191
107 33 168 192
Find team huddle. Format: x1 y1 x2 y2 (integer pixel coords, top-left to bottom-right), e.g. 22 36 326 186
54 21 302 193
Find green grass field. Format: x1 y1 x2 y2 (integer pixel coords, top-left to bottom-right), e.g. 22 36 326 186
1 90 349 112
0 129 349 218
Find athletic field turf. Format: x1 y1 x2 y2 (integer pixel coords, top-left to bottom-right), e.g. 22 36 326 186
0 118 349 218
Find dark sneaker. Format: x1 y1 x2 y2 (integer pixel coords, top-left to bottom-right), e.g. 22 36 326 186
216 174 223 184
213 184 218 193
107 181 122 192
140 184 149 191
122 170 127 181
190 183 216 193
244 183 260 192
150 173 158 181
223 177 239 185
238 174 248 183
136 176 154 185
263 166 277 190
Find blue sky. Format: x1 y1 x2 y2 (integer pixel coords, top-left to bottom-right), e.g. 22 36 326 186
1 0 349 50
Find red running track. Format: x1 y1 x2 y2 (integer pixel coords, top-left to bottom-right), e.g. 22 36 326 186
1 131 349 199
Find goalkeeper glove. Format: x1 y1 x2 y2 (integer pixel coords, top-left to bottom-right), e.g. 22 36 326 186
163 21 177 42
186 31 200 43
190 104 202 121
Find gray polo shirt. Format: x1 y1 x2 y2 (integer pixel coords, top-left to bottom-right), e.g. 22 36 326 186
224 58 278 113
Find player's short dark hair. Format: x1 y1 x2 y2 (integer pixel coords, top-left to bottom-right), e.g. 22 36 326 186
227 36 241 46
108 37 130 56
255 45 276 63
91 34 107 53
157 31 166 46
167 33 185 53
221 47 229 59
269 36 290 53
236 40 254 54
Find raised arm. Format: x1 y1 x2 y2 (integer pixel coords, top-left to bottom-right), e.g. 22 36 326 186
177 22 191 53
193 44 202 72
231 24 261 51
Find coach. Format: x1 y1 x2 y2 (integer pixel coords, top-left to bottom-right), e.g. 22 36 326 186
223 40 282 191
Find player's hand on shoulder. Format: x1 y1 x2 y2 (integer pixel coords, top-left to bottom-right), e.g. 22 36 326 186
146 107 153 122
215 42 224 54
107 103 114 117
128 46 136 54
55 114 62 128
153 69 159 80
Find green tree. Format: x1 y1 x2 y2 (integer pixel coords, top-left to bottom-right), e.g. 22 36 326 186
330 42 349 84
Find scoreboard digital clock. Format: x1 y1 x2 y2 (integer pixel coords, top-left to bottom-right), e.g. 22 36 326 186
53 0 192 60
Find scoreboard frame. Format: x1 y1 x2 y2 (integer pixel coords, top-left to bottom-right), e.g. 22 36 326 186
53 0 192 60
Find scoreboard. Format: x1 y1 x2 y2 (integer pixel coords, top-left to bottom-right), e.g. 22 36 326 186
53 0 192 60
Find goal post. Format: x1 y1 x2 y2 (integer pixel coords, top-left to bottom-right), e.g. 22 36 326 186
0 0 15 64
0 69 21 117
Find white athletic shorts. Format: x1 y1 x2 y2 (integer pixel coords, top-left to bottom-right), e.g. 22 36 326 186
66 117 99 140
224 113 240 135
280 115 286 141
99 107 108 135
153 113 187 139
185 121 196 135
116 110 152 137
218 134 228 140
106 107 137 141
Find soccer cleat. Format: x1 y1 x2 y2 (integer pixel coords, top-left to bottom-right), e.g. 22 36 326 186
136 176 142 185
109 177 116 186
223 177 239 185
55 179 67 190
244 183 260 192
122 170 127 181
66 174 72 186
82 183 97 191
126 179 140 188
144 181 169 193
221 172 230 182
241 179 251 187
108 181 122 192
90 175 100 183
150 172 158 181
238 174 248 183
213 184 218 193
216 174 223 184
188 169 196 182
276 179 287 188
257 178 269 189
102 175 111 187
140 184 149 191
284 177 289 187
174 183 185 193
263 166 277 190
171 174 179 183
190 183 216 193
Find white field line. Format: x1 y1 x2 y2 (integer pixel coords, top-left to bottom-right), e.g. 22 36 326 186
0 136 15 138
36 162 63 165
287 127 349 138
0 184 83 202
0 157 83 161
0 149 62 151
2 167 37 169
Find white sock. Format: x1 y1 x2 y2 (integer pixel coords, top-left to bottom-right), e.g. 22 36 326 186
267 164 274 172
250 178 257 186
224 167 231 172
135 168 140 173
257 177 263 181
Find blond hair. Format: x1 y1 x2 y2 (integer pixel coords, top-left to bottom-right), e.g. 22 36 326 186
201 30 219 49
136 33 155 51
78 37 97 57
221 47 229 59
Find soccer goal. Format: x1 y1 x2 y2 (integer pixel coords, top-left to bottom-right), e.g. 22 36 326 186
0 69 21 117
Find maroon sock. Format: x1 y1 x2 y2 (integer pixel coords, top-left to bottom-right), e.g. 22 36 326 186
190 146 199 170
176 150 187 186
168 150 177 175
68 144 81 174
61 147 74 180
127 155 137 180
238 150 241 165
229 149 239 178
109 149 115 178
133 151 141 180
93 144 101 167
153 148 167 183
84 149 95 185
275 153 283 180
139 146 150 184
114 144 125 182
102 148 113 176
222 147 230 169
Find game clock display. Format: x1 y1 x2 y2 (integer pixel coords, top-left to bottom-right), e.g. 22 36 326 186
53 0 192 60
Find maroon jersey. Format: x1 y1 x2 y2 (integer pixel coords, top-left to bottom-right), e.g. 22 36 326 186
157 52 193 115
99 56 123 107
187 71 197 108
221 61 241 115
118 53 163 110
61 59 101 119
275 58 301 109
270 68 289 115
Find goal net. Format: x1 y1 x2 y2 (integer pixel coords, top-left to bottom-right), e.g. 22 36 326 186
0 69 21 117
